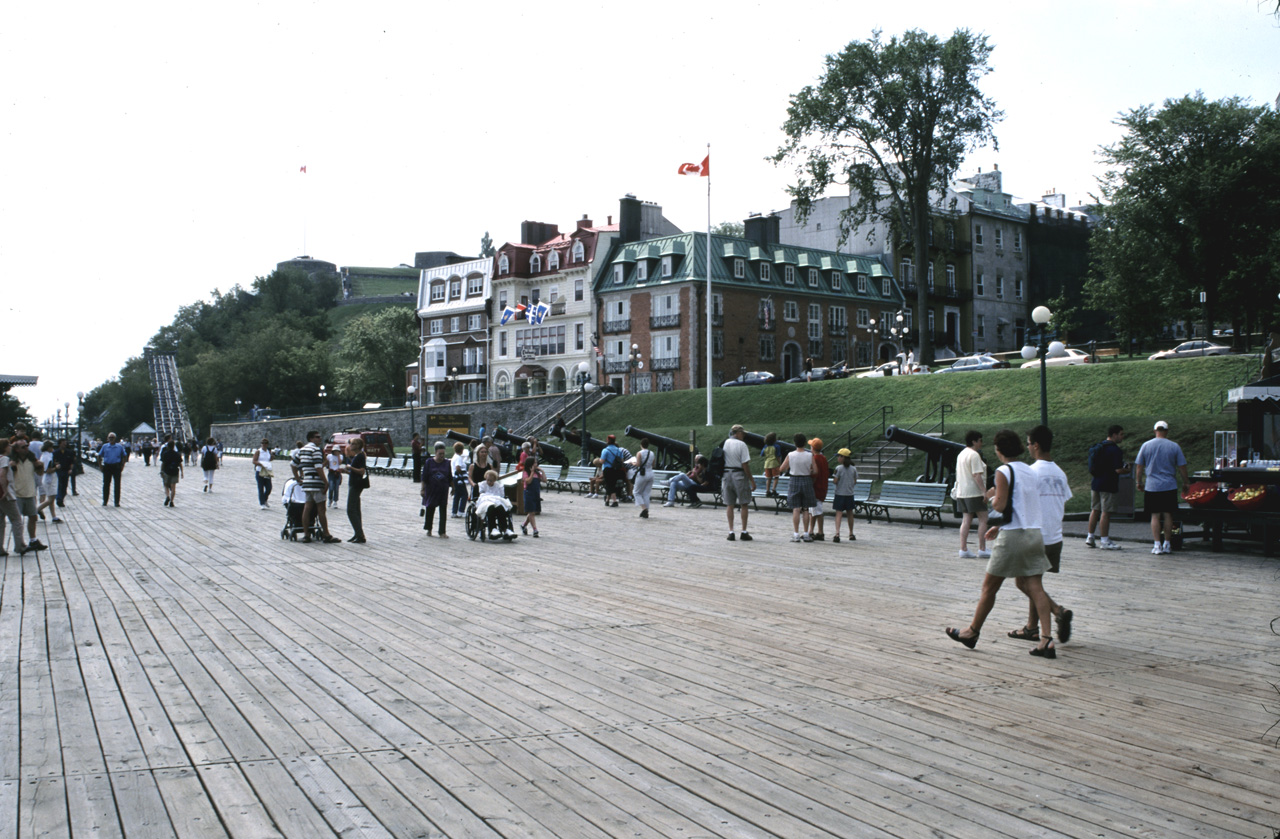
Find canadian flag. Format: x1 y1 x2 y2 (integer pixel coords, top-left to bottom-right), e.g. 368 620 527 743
677 155 709 177
299 165 307 173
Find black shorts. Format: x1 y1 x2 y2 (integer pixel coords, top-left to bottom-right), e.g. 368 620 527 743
1144 488 1178 515
1044 541 1062 573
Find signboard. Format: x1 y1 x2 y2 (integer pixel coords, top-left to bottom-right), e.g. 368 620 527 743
521 346 537 361
428 413 471 439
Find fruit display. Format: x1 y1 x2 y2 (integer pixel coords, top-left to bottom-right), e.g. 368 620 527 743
1227 485 1267 511
1183 483 1222 508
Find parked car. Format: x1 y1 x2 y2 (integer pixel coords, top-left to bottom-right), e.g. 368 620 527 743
324 428 396 458
1148 340 1232 360
857 362 902 378
721 371 779 387
935 354 1012 373
1019 348 1094 369
785 364 849 383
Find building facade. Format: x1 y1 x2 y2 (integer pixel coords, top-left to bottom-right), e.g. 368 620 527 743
415 256 492 405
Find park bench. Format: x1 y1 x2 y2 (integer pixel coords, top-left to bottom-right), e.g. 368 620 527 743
551 465 598 493
387 454 412 477
752 475 788 513
861 481 949 528
650 469 682 501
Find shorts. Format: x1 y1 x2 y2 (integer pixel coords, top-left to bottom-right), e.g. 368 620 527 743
956 496 987 514
833 494 856 512
1044 541 1063 573
1144 488 1178 515
787 475 817 510
721 471 753 507
303 489 326 505
1090 490 1117 513
809 500 824 518
162 472 180 487
15 497 37 516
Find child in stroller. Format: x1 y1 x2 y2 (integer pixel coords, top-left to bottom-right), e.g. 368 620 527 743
280 477 324 541
468 470 517 541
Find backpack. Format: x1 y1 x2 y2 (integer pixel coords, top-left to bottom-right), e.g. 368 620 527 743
1087 441 1108 478
201 448 219 471
708 446 727 484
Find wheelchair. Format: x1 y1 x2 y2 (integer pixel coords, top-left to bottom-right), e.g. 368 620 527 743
465 497 517 541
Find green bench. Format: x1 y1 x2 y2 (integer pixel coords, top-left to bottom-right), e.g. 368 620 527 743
863 481 949 528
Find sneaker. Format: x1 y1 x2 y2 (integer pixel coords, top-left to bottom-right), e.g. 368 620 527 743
726 533 736 541
689 500 703 508
977 550 991 559
1099 539 1122 550
1161 542 1172 554
532 530 539 537
801 533 813 543
521 524 528 535
812 534 824 541
1084 534 1097 548
790 534 802 542
51 517 62 524
1151 544 1163 555
29 540 47 551
739 532 752 541
958 550 978 558
663 501 675 508
639 510 648 518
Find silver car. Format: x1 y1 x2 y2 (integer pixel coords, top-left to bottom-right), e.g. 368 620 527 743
1148 341 1231 360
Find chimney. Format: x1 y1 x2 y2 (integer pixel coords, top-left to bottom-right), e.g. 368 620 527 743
577 214 593 230
618 194 642 244
520 221 559 245
743 212 779 248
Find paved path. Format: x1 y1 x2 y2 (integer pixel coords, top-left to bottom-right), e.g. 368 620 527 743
2 457 1278 838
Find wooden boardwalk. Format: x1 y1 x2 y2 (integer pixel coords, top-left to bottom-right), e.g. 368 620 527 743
2 457 1278 838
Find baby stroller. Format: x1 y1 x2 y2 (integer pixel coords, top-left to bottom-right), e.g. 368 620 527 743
280 478 324 541
466 494 517 541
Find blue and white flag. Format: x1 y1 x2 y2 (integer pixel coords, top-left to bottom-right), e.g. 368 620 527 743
499 304 526 326
528 301 551 326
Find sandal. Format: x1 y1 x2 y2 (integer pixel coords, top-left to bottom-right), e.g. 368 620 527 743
1056 609 1073 644
945 627 979 649
1007 626 1040 641
1030 640 1057 659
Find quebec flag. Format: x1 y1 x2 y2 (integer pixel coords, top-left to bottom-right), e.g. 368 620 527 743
528 301 551 326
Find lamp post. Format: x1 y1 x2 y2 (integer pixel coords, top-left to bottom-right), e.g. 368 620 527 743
1020 305 1058 428
76 392 84 451
627 343 644 394
448 367 458 404
64 402 70 439
576 361 596 466
318 385 327 411
234 399 242 420
406 385 416 438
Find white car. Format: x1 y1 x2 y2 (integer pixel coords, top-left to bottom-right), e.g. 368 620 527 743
1148 341 1231 360
1020 348 1094 368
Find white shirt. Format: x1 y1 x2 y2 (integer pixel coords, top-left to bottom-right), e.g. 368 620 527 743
955 446 986 499
786 449 814 477
451 451 471 477
996 461 1042 531
1029 459 1072 545
255 448 273 472
722 437 751 469
326 452 343 471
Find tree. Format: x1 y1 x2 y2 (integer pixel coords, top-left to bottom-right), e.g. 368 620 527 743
1087 94 1280 346
0 386 37 437
479 232 495 258
333 306 419 405
773 28 1002 362
712 221 744 238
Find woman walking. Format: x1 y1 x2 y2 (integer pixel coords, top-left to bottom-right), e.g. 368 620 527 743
521 457 544 537
345 438 368 543
421 441 451 536
946 429 1058 659
252 438 274 509
325 445 343 508
199 437 219 492
632 439 655 518
450 442 471 518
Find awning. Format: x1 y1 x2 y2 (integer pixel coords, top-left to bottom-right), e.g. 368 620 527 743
0 374 38 387
515 364 548 379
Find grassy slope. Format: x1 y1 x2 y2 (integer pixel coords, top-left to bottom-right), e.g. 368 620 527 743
564 355 1256 513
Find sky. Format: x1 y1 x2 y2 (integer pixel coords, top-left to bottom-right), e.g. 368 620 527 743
3 0 1277 425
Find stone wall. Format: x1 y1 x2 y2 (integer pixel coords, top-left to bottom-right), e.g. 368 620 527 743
210 392 586 450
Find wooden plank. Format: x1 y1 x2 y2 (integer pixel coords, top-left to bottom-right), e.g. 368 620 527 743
152 767 229 839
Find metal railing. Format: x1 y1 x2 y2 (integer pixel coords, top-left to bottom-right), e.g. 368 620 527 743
651 357 680 371
840 404 952 483
603 319 630 333
650 314 681 329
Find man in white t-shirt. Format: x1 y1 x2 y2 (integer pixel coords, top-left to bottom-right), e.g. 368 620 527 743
720 425 755 541
954 431 989 558
1016 425 1075 644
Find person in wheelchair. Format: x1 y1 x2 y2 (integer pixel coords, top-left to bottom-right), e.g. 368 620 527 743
473 469 517 540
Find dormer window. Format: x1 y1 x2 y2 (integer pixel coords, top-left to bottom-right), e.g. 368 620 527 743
661 256 672 277
450 279 461 298
831 270 843 291
734 258 745 279
498 254 509 275
637 261 648 281
882 278 891 297
548 250 559 270
530 254 542 273
430 282 445 302
613 264 624 284
808 268 819 288
759 263 770 282
572 240 585 263
856 274 867 293
784 265 796 285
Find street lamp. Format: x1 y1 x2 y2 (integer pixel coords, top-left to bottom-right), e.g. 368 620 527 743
64 402 70 438
628 343 644 394
575 361 596 466
1020 305 1063 428
448 366 459 404
234 399 242 419
318 385 327 410
76 392 84 450
406 385 416 438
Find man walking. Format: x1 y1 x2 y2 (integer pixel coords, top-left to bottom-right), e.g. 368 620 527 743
955 430 989 558
1133 420 1188 555
159 434 183 507
1085 425 1129 550
721 424 756 541
1015 425 1074 643
52 439 75 508
98 432 128 507
291 430 341 543
410 432 423 483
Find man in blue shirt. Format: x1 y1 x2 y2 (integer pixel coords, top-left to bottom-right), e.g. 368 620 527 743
1133 420 1188 555
98 432 128 507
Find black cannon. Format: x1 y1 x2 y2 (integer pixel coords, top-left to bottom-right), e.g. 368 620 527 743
624 426 695 471
741 431 797 459
548 418 606 464
884 425 967 485
445 429 514 463
494 425 568 466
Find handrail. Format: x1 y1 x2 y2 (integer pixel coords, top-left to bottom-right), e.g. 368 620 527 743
1206 353 1263 414
855 404 952 483
511 388 613 438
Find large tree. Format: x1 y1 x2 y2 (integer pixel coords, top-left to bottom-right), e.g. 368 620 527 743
1087 94 1280 346
333 306 419 405
773 28 1002 362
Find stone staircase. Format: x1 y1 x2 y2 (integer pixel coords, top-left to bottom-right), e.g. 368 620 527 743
850 431 943 481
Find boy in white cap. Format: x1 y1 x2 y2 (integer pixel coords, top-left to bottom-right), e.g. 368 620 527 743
1133 421 1188 555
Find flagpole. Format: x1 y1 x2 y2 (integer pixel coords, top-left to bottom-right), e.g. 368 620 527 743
705 142 713 426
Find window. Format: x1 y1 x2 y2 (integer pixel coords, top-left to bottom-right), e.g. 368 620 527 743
531 288 540 304
449 316 460 333
856 308 869 328
657 372 674 392
808 268 820 288
758 297 774 329
711 293 723 323
977 315 986 339
498 254 509 275
947 223 955 246
661 256 672 277
759 263 770 282
574 279 584 301
572 240 584 262
637 261 648 281
927 263 934 290
467 314 481 331
784 300 799 321
946 264 956 290
430 283 445 302
831 341 846 364
613 264 624 284
549 285 558 302
1014 230 1023 253
975 273 985 296
548 250 559 270
808 303 822 340
450 280 461 299
734 258 745 279
857 274 867 293
994 228 1004 250
996 274 1005 297
784 265 796 285
882 278 891 297
759 334 776 361
713 331 724 359
530 254 542 273
831 270 843 291
516 326 567 356
467 275 483 296
827 306 847 329
430 319 443 335
1015 276 1024 300
899 258 913 286
974 224 984 246
575 323 584 350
